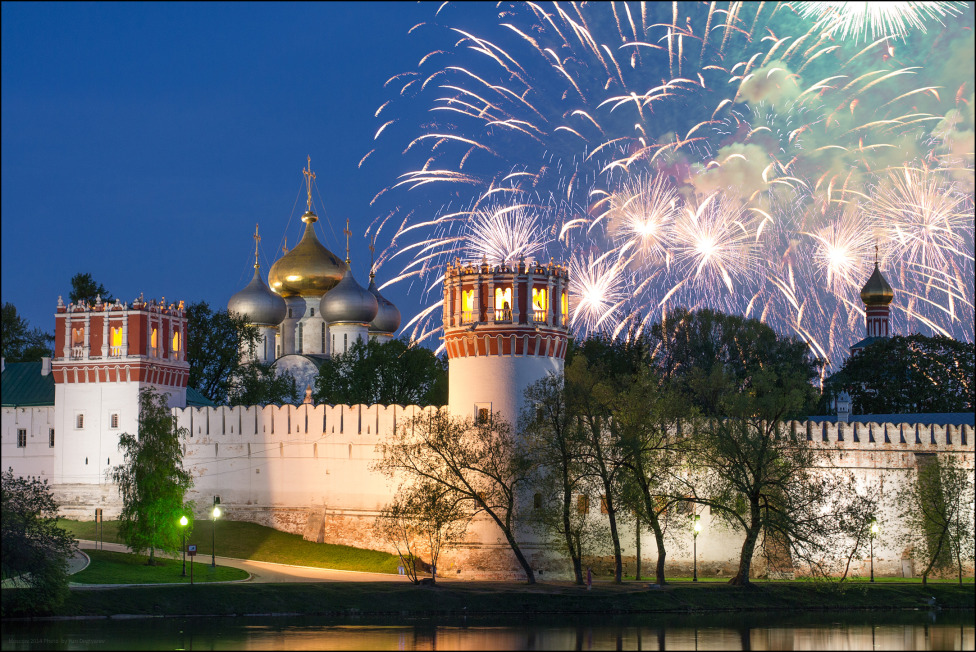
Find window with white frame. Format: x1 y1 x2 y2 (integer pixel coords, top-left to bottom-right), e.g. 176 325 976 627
110 413 120 429
76 413 85 429
475 402 492 424
49 428 55 448
17 429 27 448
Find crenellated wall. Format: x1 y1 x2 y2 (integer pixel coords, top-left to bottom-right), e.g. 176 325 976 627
3 399 972 579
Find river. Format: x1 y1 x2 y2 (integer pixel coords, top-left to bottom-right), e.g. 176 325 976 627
3 610 972 650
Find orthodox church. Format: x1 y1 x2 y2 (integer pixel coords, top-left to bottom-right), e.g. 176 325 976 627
226 160 400 392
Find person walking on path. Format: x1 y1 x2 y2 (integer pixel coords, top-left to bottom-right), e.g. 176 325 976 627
586 567 592 591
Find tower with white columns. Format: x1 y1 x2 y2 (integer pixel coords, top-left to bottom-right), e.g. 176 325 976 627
443 257 570 428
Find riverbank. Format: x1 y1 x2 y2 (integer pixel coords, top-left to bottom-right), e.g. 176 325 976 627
4 580 972 620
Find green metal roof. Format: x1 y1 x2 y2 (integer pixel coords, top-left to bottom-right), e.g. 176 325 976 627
1 362 55 407
186 386 215 407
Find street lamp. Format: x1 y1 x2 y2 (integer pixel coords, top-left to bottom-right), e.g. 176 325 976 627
179 515 188 577
869 517 879 582
692 514 702 582
211 496 221 568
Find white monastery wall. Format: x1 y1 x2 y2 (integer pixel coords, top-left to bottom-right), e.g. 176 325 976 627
4 398 972 579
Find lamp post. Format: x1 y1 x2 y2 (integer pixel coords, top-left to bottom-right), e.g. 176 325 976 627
869 517 879 582
179 515 188 577
211 496 221 568
692 514 702 582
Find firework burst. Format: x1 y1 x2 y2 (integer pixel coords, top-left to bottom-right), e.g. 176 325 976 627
365 1 974 367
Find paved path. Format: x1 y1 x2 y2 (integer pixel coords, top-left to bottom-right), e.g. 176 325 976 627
74 540 417 587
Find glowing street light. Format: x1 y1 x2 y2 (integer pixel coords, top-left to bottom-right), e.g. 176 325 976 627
179 515 188 577
869 517 879 583
211 496 221 569
692 514 702 582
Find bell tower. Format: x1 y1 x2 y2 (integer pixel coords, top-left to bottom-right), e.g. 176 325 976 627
443 257 570 427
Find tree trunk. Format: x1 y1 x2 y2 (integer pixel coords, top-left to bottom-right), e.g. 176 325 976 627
635 519 641 581
490 512 535 584
649 515 667 586
604 494 623 583
563 481 583 584
730 504 761 586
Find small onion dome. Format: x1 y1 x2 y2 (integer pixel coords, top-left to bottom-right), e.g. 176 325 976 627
320 269 379 324
368 275 401 334
860 262 893 307
228 267 287 326
268 211 347 298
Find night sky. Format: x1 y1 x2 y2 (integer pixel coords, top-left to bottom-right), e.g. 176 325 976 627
4 2 973 362
2 2 434 341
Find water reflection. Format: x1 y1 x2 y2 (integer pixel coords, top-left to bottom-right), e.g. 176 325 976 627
3 610 972 650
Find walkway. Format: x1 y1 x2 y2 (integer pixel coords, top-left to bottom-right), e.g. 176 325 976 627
73 540 416 587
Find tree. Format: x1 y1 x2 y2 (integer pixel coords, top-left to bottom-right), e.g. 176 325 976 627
315 338 447 406
185 301 259 404
375 409 538 583
609 370 691 587
821 335 975 415
111 387 194 565
1 468 77 615
375 481 468 584
685 370 840 586
69 272 112 306
229 360 300 406
897 453 975 585
522 373 592 585
650 307 820 419
1 302 53 362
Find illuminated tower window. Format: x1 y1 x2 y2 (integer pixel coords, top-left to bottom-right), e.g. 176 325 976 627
531 288 548 322
151 328 158 355
494 287 512 321
462 289 475 323
171 331 180 353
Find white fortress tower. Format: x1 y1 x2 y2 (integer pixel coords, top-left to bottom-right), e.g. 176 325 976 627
52 294 188 485
443 257 570 429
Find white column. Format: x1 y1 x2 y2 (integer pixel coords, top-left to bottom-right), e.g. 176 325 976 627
83 313 91 360
63 315 71 358
512 274 521 324
121 312 129 357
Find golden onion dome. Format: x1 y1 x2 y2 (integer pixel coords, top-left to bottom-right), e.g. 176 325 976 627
860 262 893 307
268 211 347 298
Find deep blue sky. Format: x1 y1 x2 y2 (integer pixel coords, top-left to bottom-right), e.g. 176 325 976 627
2 1 437 341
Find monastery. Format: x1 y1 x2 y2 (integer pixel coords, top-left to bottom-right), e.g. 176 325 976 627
2 164 973 580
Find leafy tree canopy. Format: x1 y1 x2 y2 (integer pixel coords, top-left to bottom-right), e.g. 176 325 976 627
69 272 112 305
821 334 974 415
229 360 300 406
1 302 53 362
1 467 77 614
315 337 447 406
185 301 259 404
111 387 194 565
650 307 822 419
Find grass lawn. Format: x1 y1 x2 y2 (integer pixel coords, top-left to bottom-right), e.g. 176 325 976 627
60 519 401 574
72 550 249 584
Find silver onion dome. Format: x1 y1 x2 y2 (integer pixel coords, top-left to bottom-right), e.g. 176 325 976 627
320 269 379 324
228 267 287 326
368 275 401 334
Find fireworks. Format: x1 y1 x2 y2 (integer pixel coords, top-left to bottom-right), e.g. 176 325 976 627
365 1 974 369
795 2 967 42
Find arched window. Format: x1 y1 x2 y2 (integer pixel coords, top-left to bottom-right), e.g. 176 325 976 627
151 328 158 354
321 323 326 351
171 330 180 353
298 322 304 351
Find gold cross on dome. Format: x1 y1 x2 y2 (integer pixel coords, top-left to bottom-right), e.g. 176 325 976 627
369 236 376 280
344 218 352 264
303 156 316 212
253 224 261 269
